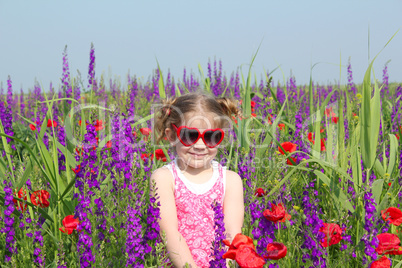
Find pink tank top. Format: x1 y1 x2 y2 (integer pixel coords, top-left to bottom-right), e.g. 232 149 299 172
169 160 225 268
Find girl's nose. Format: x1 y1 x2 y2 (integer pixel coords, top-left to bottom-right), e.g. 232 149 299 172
193 136 207 148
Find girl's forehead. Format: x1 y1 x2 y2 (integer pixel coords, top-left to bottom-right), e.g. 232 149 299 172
183 112 219 128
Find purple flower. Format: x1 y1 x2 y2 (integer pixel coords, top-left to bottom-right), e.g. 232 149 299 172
1 180 17 262
209 201 226 267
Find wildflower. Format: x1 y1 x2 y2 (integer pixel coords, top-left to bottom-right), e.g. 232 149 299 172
47 119 57 127
267 114 273 125
140 127 151 136
278 123 285 130
381 207 402 226
235 245 266 268
2 180 17 262
250 100 256 109
106 140 112 149
265 242 287 260
251 113 257 118
12 188 27 212
209 201 226 267
155 149 167 162
278 142 297 154
332 116 339 124
375 233 402 255
59 215 80 235
278 142 297 165
325 107 333 117
223 233 265 268
72 165 81 174
370 256 391 268
29 124 36 131
93 119 104 131
30 190 50 208
319 223 343 247
254 188 266 197
79 120 89 126
141 153 154 162
263 203 291 223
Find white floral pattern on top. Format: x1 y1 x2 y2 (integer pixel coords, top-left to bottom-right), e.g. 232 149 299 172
170 160 224 268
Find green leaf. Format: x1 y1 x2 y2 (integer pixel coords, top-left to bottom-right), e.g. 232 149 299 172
314 170 355 212
372 179 384 205
386 134 398 175
16 156 33 190
156 60 166 100
374 159 385 177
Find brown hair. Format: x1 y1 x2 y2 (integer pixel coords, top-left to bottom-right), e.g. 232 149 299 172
154 92 242 144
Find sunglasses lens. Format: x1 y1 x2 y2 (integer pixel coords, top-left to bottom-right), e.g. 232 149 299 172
180 129 200 146
204 130 223 147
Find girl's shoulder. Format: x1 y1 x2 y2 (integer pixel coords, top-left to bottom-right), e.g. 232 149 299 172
150 165 174 192
224 169 242 184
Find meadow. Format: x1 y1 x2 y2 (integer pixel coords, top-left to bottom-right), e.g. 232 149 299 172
0 44 402 268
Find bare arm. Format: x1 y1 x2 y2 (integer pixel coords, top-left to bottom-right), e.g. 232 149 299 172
223 171 244 242
150 168 198 268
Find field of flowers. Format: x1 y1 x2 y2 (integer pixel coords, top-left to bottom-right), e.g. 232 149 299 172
0 43 402 268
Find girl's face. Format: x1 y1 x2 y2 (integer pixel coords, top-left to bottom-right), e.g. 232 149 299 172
165 112 221 171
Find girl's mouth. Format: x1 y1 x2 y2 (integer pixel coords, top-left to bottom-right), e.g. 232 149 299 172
190 153 206 158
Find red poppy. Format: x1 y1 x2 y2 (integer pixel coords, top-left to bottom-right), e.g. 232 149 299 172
29 124 36 131
332 116 339 124
381 207 402 226
396 134 400 140
94 120 104 131
132 131 137 139
140 128 151 136
79 120 89 126
263 203 291 223
72 164 81 174
30 190 50 208
267 115 273 125
324 107 333 117
254 188 266 197
223 233 265 268
251 113 257 118
59 215 80 235
319 223 343 247
141 153 154 161
308 132 314 142
265 242 287 260
106 140 112 149
155 149 167 162
12 188 27 212
278 142 297 154
75 147 82 156
235 244 266 268
250 101 256 108
278 123 285 130
286 157 297 165
376 233 402 255
370 256 391 268
319 138 326 151
47 119 57 128
232 116 238 124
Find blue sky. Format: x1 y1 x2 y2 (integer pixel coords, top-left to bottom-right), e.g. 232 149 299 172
1 0 401 92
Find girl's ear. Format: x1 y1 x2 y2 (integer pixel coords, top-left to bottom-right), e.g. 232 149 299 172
165 128 175 144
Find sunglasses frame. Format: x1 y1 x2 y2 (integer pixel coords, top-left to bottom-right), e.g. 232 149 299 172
171 124 224 148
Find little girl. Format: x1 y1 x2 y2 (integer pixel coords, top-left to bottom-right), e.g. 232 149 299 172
151 92 244 268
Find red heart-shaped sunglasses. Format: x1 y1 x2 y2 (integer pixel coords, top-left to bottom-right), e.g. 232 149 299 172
172 124 224 148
